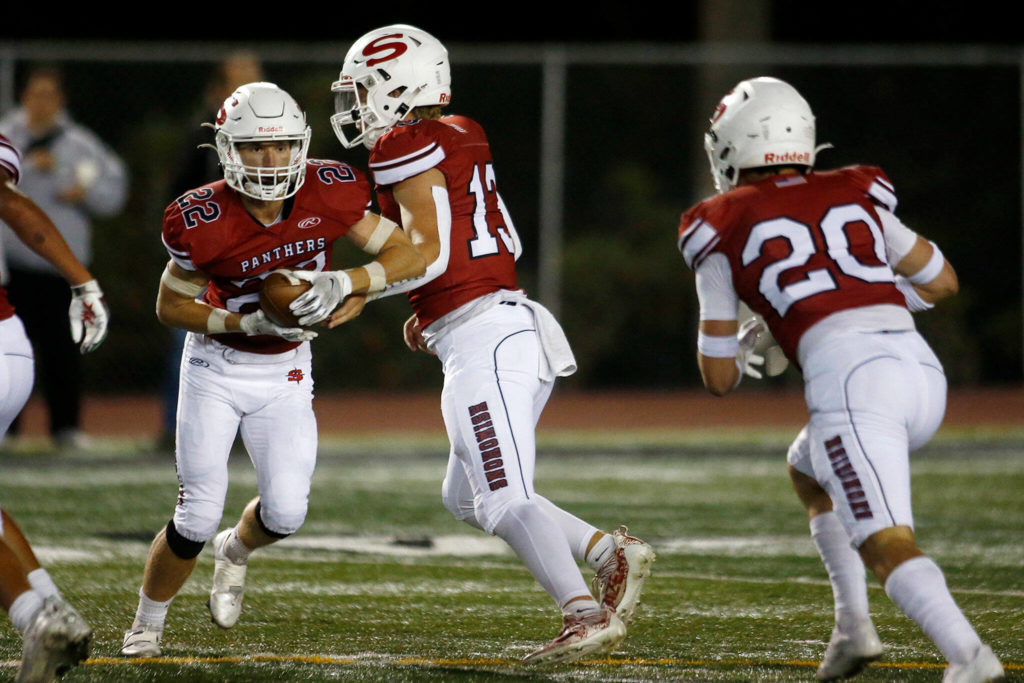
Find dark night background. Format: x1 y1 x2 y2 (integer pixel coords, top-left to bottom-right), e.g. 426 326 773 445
1 4 1021 392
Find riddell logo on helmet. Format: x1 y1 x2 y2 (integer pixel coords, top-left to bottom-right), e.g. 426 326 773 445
763 151 810 164
439 94 450 104
258 126 284 133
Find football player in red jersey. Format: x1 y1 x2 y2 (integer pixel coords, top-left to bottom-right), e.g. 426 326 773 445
0 133 103 681
679 77 1004 683
319 25 655 663
118 82 424 657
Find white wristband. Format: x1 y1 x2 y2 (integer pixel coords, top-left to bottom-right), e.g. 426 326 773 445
697 330 739 358
907 241 944 285
207 308 229 334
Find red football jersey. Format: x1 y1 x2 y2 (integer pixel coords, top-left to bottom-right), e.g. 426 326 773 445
678 166 907 361
369 115 519 327
0 134 23 321
162 159 371 353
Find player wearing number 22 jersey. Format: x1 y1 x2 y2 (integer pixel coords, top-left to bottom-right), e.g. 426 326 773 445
331 24 654 663
162 158 370 354
682 77 1003 683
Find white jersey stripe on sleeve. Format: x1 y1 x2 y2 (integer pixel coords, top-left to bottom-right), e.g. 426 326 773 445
161 233 196 271
868 179 898 212
370 143 446 186
0 138 22 184
678 219 721 270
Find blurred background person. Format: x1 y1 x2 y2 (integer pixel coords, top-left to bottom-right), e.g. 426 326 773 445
0 63 127 451
155 50 264 451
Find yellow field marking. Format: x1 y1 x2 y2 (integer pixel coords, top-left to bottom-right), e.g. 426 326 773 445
15 654 1016 672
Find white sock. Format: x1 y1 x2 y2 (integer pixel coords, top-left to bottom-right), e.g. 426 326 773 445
9 590 44 634
222 527 251 566
583 533 616 572
810 512 870 631
532 494 601 565
26 568 61 600
884 556 982 664
493 500 598 613
133 589 173 631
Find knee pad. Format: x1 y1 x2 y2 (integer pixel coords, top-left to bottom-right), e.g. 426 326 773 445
254 500 299 539
164 519 205 560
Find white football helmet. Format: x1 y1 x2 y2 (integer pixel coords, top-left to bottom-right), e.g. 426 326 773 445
705 76 827 193
214 82 311 200
331 24 451 149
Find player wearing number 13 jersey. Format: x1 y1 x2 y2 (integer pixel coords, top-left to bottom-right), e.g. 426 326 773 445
329 24 654 663
680 77 1003 683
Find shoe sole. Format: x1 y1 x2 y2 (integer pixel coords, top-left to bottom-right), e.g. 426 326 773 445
616 543 656 623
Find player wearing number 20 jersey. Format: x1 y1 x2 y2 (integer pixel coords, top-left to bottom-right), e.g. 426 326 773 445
682 77 1003 683
679 164 907 365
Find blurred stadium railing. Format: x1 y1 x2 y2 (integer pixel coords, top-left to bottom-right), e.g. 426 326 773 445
0 41 1021 394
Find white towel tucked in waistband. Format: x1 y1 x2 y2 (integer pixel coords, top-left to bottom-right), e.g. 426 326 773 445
508 292 577 382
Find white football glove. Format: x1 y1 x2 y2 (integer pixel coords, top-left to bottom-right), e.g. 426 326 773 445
736 318 766 380
68 280 109 354
288 270 353 326
894 274 935 313
239 310 318 342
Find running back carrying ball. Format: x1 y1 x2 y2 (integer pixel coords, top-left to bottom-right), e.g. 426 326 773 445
259 271 311 327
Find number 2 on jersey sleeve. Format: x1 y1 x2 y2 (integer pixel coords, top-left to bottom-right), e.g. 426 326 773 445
741 202 894 317
467 163 521 259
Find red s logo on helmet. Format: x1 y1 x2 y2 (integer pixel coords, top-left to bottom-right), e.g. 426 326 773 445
362 34 409 66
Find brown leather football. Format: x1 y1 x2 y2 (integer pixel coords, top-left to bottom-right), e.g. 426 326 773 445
259 270 311 327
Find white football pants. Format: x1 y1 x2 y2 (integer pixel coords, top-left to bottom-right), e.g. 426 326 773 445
435 301 552 535
172 333 317 542
0 315 34 440
788 330 946 546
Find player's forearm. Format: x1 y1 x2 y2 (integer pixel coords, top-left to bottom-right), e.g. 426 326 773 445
0 187 93 286
698 354 740 396
156 290 243 335
345 242 427 296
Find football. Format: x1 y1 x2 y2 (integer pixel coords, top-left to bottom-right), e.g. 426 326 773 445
259 270 311 327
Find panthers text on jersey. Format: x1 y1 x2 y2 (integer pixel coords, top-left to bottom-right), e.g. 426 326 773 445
678 166 907 361
162 159 371 353
0 134 23 321
369 115 520 327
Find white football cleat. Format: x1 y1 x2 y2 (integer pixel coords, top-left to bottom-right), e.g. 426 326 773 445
17 596 92 682
119 626 162 658
523 605 627 664
592 526 656 623
816 620 883 681
942 645 1005 683
208 528 247 629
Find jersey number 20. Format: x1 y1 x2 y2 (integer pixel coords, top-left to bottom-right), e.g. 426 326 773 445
741 203 894 317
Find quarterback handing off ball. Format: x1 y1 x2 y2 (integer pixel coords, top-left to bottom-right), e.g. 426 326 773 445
259 270 311 327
